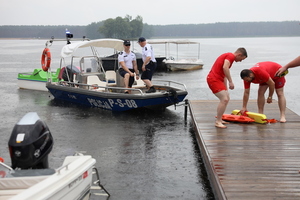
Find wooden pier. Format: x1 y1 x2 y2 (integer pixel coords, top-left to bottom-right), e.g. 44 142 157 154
189 100 300 200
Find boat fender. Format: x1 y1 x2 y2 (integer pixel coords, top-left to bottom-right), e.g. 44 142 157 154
41 48 51 72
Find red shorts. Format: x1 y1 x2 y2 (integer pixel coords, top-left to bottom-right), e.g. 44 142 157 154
207 76 227 94
259 77 286 89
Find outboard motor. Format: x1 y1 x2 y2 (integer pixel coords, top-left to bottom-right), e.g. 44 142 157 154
62 65 80 82
8 112 53 169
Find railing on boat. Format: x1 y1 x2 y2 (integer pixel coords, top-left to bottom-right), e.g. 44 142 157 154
56 81 145 95
153 79 187 91
53 78 187 95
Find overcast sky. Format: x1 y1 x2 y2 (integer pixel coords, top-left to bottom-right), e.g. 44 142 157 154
0 0 299 26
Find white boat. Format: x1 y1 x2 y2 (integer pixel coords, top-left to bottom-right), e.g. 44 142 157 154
0 112 109 200
148 40 204 71
164 58 204 71
46 38 188 112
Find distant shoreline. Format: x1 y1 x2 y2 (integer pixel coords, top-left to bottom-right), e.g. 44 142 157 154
1 35 299 40
1 21 299 39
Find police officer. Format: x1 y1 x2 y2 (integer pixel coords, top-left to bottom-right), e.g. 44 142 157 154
138 37 157 93
118 40 139 94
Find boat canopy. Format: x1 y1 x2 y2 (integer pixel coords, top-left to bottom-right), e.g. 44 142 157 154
60 39 124 58
147 39 201 60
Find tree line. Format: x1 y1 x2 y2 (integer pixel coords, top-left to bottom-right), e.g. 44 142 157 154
0 20 299 40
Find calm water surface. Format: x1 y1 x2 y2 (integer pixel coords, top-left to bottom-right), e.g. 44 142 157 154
0 37 299 200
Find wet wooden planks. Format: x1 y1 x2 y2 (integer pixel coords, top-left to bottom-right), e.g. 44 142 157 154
189 100 300 200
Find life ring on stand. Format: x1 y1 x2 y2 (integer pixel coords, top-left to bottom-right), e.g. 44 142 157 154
41 48 51 71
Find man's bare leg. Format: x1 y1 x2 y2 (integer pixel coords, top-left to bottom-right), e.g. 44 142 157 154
214 90 230 128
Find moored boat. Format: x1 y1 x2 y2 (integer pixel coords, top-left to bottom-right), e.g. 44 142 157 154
164 58 204 71
148 40 204 71
46 38 188 112
0 112 109 200
17 68 60 91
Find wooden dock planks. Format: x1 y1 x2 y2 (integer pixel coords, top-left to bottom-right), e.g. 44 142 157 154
189 100 300 200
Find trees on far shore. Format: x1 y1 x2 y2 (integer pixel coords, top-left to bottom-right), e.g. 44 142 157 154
0 20 299 40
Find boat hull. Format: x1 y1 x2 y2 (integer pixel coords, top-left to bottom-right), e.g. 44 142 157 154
17 79 50 91
46 83 187 111
164 59 204 71
2 155 96 200
102 55 167 72
18 69 60 91
166 63 204 71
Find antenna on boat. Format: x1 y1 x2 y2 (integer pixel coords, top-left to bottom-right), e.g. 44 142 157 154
65 29 73 44
45 36 54 48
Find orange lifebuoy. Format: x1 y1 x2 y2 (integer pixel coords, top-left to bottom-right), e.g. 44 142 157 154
41 48 51 71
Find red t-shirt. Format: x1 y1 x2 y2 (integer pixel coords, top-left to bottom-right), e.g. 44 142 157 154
244 61 282 89
207 52 235 80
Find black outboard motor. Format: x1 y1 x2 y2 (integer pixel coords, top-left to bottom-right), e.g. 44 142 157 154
8 112 53 169
62 65 80 82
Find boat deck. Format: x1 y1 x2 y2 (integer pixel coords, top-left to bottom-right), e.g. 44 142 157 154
189 100 300 200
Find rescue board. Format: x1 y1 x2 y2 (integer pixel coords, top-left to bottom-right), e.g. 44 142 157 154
222 114 255 123
232 110 267 124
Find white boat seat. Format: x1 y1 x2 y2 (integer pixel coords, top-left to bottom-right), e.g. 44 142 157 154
0 174 50 199
105 70 117 86
132 76 145 88
0 189 25 200
87 75 106 91
0 175 49 190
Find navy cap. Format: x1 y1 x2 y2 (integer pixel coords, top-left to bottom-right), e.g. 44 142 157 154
123 40 131 45
138 37 146 42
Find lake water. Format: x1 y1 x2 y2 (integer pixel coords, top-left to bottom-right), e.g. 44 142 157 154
0 37 299 200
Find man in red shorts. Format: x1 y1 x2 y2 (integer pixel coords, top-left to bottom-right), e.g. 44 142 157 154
240 61 287 122
207 48 248 128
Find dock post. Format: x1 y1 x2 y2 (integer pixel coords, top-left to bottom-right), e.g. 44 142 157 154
184 99 189 121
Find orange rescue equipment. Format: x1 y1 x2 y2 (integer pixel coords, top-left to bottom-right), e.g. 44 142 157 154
222 114 255 123
41 48 51 71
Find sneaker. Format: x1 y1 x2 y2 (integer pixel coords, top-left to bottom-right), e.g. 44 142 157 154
146 87 156 93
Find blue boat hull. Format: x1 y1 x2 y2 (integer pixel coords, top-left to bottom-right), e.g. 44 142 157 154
46 83 187 112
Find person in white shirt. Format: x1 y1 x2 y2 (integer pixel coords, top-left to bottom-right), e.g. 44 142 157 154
118 40 139 94
138 37 157 93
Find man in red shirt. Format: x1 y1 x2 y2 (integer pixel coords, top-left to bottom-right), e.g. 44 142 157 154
207 47 248 128
240 61 287 122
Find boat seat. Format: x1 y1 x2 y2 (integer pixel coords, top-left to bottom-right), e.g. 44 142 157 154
0 175 48 190
0 175 49 200
0 189 25 200
132 76 146 88
87 75 106 91
105 70 117 86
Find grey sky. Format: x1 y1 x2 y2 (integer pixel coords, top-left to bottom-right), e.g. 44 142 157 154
0 0 299 26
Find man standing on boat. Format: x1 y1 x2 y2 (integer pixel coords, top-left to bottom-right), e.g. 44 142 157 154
138 37 157 93
207 48 248 128
118 40 139 94
240 61 287 123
